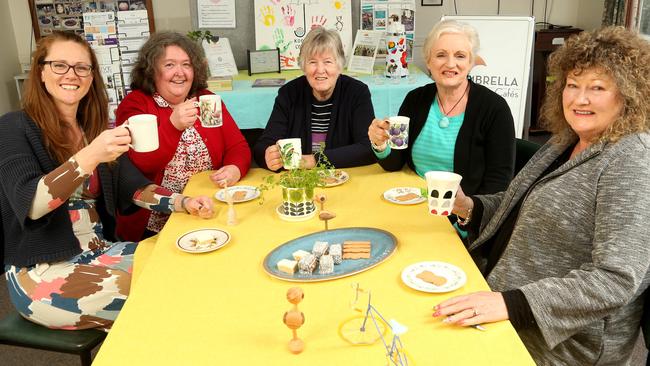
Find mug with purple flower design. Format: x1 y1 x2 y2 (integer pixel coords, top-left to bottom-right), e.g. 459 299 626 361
386 116 410 150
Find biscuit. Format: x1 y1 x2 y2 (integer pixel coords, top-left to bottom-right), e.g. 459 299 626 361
416 270 447 286
232 190 247 201
395 192 420 201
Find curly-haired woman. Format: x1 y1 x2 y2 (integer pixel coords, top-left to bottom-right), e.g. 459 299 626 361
434 26 650 365
116 32 250 241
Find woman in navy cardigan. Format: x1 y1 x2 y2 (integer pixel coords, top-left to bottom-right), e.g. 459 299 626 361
254 27 376 170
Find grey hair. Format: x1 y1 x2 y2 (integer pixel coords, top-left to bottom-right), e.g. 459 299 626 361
298 27 346 71
422 19 480 65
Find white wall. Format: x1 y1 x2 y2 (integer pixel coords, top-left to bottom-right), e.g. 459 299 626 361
0 1 22 115
2 0 606 114
411 0 605 71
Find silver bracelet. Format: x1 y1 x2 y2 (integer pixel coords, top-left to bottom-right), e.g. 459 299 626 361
180 196 191 214
457 207 472 226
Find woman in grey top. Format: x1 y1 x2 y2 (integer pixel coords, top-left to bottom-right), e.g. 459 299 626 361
435 26 650 365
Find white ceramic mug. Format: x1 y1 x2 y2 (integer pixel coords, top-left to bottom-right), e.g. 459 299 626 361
198 94 223 128
122 114 159 152
277 138 302 170
425 171 462 216
386 116 410 150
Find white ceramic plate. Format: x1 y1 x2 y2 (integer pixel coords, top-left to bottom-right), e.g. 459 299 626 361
383 187 426 205
214 185 260 203
176 228 231 254
401 261 467 293
276 205 316 222
320 170 350 187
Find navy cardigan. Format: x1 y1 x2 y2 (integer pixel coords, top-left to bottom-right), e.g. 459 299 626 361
379 81 515 196
253 75 376 169
0 110 150 267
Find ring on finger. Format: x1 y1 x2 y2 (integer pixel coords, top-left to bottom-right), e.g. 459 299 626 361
472 308 478 317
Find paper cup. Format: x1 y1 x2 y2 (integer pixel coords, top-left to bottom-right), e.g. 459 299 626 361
277 138 302 170
387 116 409 150
425 171 462 216
123 114 158 152
199 94 223 128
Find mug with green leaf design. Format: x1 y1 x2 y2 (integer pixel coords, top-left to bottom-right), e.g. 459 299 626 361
277 138 302 169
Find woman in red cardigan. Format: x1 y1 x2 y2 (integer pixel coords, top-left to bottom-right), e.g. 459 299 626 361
116 32 251 241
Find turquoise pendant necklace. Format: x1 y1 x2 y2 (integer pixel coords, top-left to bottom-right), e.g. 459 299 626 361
437 83 469 128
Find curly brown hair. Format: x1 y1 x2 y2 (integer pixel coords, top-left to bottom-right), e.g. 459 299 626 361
540 26 650 143
23 31 108 164
130 31 208 97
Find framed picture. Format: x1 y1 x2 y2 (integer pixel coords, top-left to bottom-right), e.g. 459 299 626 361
28 0 156 41
421 0 443 6
247 48 281 76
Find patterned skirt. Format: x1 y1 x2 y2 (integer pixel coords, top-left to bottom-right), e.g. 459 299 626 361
4 194 137 330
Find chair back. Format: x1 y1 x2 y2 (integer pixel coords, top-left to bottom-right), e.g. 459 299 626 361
515 138 541 175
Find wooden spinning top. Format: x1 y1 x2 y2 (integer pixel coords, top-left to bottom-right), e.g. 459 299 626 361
283 287 305 354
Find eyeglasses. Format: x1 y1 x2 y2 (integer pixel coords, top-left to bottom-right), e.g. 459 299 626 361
41 61 93 77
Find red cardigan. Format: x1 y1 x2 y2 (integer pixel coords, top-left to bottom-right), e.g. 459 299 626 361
115 89 251 241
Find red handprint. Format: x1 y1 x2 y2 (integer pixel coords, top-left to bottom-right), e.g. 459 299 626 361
310 15 327 30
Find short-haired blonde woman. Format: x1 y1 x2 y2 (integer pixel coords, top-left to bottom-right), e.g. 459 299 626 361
436 26 650 365
369 20 515 198
254 27 375 170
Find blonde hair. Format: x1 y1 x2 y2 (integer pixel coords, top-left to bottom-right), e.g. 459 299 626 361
298 27 345 71
540 26 650 143
422 19 480 65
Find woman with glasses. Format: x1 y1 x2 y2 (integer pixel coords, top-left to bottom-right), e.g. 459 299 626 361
0 31 214 330
115 32 250 241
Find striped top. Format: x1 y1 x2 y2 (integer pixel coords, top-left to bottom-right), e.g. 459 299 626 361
411 101 464 177
311 98 333 153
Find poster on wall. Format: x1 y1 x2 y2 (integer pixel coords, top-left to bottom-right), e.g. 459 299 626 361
253 0 352 70
360 0 415 63
443 16 535 138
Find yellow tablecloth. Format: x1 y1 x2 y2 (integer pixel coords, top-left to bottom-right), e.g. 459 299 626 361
93 165 533 365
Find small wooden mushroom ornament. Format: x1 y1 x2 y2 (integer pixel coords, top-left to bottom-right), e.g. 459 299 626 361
319 211 336 231
283 287 305 354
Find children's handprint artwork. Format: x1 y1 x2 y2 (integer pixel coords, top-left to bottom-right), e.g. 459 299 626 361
259 5 276 27
282 5 295 26
273 28 292 53
310 15 327 30
255 0 351 70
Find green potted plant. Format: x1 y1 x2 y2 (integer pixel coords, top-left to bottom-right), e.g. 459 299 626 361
258 155 334 219
186 30 218 44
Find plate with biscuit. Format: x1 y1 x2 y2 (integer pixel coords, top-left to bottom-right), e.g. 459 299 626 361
214 186 260 203
320 170 350 187
401 261 466 293
263 227 397 282
383 187 426 205
176 228 231 253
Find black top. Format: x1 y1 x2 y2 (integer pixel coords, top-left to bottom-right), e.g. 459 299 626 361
378 81 515 196
0 110 150 267
466 144 573 330
253 75 376 169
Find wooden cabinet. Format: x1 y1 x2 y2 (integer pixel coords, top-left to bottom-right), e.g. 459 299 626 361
530 28 583 133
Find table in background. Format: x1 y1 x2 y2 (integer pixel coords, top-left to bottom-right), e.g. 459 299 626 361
93 165 533 366
216 68 430 130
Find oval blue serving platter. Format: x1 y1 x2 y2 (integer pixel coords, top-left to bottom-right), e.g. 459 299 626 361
263 227 397 282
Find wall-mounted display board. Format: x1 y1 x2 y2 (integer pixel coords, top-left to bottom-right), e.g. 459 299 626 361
28 0 155 126
253 0 353 70
29 0 154 41
360 0 415 63
443 15 534 138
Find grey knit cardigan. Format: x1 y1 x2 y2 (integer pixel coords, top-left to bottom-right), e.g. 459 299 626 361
470 133 650 365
